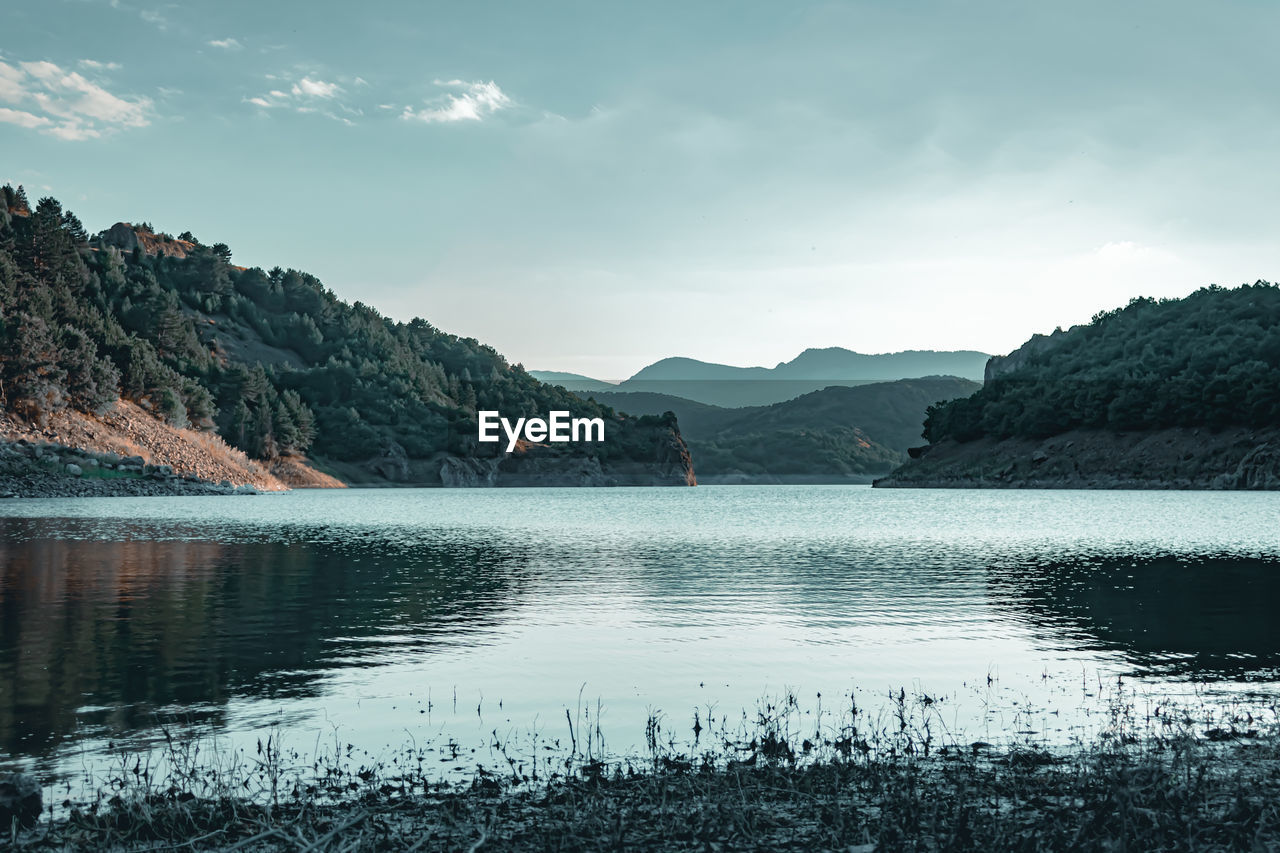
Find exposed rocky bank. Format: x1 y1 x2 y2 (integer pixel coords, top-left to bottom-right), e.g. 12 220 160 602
873 426 1280 489
0 402 339 498
0 402 696 496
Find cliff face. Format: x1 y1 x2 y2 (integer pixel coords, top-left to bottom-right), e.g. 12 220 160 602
874 426 1280 490
101 222 198 259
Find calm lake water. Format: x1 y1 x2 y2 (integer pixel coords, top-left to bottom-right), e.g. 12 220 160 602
2 486 1279 781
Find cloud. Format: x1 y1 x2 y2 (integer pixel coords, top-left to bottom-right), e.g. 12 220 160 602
291 77 340 98
0 107 52 130
245 74 358 124
0 58 151 140
402 79 511 124
1093 241 1179 264
139 7 167 29
79 59 123 71
208 38 243 51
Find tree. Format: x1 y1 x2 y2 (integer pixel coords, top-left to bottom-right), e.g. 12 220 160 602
4 312 66 423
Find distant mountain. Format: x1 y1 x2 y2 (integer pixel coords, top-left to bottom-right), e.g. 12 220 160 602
877 283 1280 489
616 348 989 407
528 371 618 393
583 376 981 483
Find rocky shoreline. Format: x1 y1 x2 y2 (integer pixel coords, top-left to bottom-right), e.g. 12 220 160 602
874 426 1280 489
0 438 269 498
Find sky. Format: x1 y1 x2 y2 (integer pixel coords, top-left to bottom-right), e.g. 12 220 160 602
3 1 1278 380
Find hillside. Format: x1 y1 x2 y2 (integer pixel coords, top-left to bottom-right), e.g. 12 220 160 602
612 348 988 407
584 376 980 483
528 371 618 393
0 185 694 489
0 401 303 497
876 283 1280 489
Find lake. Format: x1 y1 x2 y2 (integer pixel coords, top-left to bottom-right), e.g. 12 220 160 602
2 486 1278 784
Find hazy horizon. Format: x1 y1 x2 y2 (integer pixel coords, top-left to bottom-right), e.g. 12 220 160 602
4 1 1278 377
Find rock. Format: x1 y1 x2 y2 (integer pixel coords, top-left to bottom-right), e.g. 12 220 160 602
65 463 82 477
1031 449 1049 464
440 456 499 487
368 440 411 482
233 485 259 495
0 771 42 828
1225 442 1280 490
101 221 140 253
83 458 100 468
121 455 145 467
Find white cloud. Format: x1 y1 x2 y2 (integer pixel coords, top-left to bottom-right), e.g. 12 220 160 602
246 74 356 123
402 79 511 124
139 8 167 29
291 77 340 99
1093 241 1179 264
0 58 151 140
0 107 52 130
208 38 243 51
79 59 123 71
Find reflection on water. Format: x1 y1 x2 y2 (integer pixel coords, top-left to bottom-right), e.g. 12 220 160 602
0 487 1278 777
989 554 1280 678
0 520 530 757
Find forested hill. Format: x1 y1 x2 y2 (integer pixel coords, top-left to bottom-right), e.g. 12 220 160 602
922 283 1280 444
583 377 979 482
0 185 693 486
875 283 1280 490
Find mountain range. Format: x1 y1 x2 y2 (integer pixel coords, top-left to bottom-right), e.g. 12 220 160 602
579 376 981 483
534 348 988 407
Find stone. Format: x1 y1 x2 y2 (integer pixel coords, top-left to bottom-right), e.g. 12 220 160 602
65 463 82 477
121 455 145 467
0 771 42 828
368 440 412 482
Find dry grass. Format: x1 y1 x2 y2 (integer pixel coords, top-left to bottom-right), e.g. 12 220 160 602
9 689 1280 851
0 403 345 491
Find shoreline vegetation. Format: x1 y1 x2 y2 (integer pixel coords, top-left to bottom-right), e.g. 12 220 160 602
6 688 1280 851
873 425 1280 490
